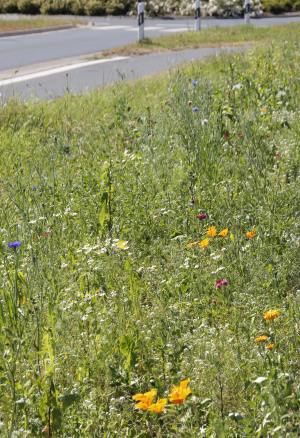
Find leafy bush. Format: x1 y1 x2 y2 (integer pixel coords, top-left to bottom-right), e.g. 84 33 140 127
69 0 85 14
40 0 74 14
294 0 300 9
2 0 298 16
205 0 262 16
262 0 295 13
17 0 40 13
1 0 19 12
84 0 107 15
105 0 131 15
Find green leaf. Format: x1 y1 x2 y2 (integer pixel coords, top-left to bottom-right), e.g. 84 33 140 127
99 192 109 227
59 393 80 410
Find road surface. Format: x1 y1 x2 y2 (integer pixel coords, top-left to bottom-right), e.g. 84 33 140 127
0 16 299 101
1 16 300 71
0 47 245 101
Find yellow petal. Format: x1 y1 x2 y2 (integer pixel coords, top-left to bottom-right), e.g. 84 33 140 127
218 228 228 237
116 239 129 250
179 378 191 388
147 398 167 413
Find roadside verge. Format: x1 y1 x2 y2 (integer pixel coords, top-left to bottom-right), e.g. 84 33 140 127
0 24 79 37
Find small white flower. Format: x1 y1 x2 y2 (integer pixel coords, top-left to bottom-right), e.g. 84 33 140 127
211 266 225 275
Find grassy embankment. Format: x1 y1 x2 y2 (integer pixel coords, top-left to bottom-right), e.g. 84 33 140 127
100 22 300 56
0 17 82 32
0 25 299 437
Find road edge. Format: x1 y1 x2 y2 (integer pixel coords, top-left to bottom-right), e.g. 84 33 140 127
0 24 78 38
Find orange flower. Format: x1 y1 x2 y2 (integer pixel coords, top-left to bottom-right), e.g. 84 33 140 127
132 389 157 411
260 107 268 115
207 226 217 237
169 379 192 405
266 343 275 350
263 310 280 321
246 230 256 239
218 228 229 237
255 335 268 343
147 398 167 414
199 238 210 248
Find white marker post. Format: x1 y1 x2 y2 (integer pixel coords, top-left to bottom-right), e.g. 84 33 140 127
137 1 145 42
195 0 201 31
244 0 251 24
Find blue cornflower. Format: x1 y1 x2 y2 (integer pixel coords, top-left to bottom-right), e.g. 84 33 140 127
192 106 199 113
32 185 38 191
8 241 21 249
192 80 198 87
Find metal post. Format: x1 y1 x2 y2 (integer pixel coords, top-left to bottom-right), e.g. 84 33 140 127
137 1 145 42
244 0 251 24
195 0 201 31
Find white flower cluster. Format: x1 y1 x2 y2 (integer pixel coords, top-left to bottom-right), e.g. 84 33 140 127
145 0 263 17
205 0 263 17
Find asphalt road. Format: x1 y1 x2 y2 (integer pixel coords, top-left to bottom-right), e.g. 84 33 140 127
0 16 299 102
0 47 244 101
1 16 300 71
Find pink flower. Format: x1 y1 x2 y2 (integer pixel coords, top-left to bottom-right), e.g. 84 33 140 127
197 213 208 220
215 278 229 288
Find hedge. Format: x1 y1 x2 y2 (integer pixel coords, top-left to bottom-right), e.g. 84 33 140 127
0 0 298 16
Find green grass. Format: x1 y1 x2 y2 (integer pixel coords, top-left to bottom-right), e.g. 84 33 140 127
0 35 299 436
0 17 82 33
101 22 300 57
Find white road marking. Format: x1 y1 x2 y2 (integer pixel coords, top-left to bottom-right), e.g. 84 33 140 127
0 28 75 40
89 25 135 30
89 25 188 32
161 27 189 33
0 56 129 86
123 26 164 32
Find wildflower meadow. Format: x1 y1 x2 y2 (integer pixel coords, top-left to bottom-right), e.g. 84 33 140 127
0 30 299 436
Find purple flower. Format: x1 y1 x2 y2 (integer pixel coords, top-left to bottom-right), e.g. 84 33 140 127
192 80 198 87
192 107 199 113
215 278 229 288
197 213 208 220
32 185 38 191
8 241 21 249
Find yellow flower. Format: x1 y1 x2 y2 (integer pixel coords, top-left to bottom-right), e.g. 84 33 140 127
115 239 129 250
246 230 256 239
263 310 280 321
132 389 157 411
255 335 268 343
169 379 192 405
218 228 229 237
186 241 198 249
147 398 167 414
207 226 217 237
199 238 210 248
266 343 275 350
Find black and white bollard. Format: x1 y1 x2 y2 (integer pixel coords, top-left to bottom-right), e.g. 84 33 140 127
244 0 251 24
137 1 145 42
194 0 201 31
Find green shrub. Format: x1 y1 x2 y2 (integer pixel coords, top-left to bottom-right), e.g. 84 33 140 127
84 0 107 15
40 0 73 14
69 0 85 14
263 0 294 13
293 0 300 9
2 0 19 12
105 0 132 15
17 0 40 13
